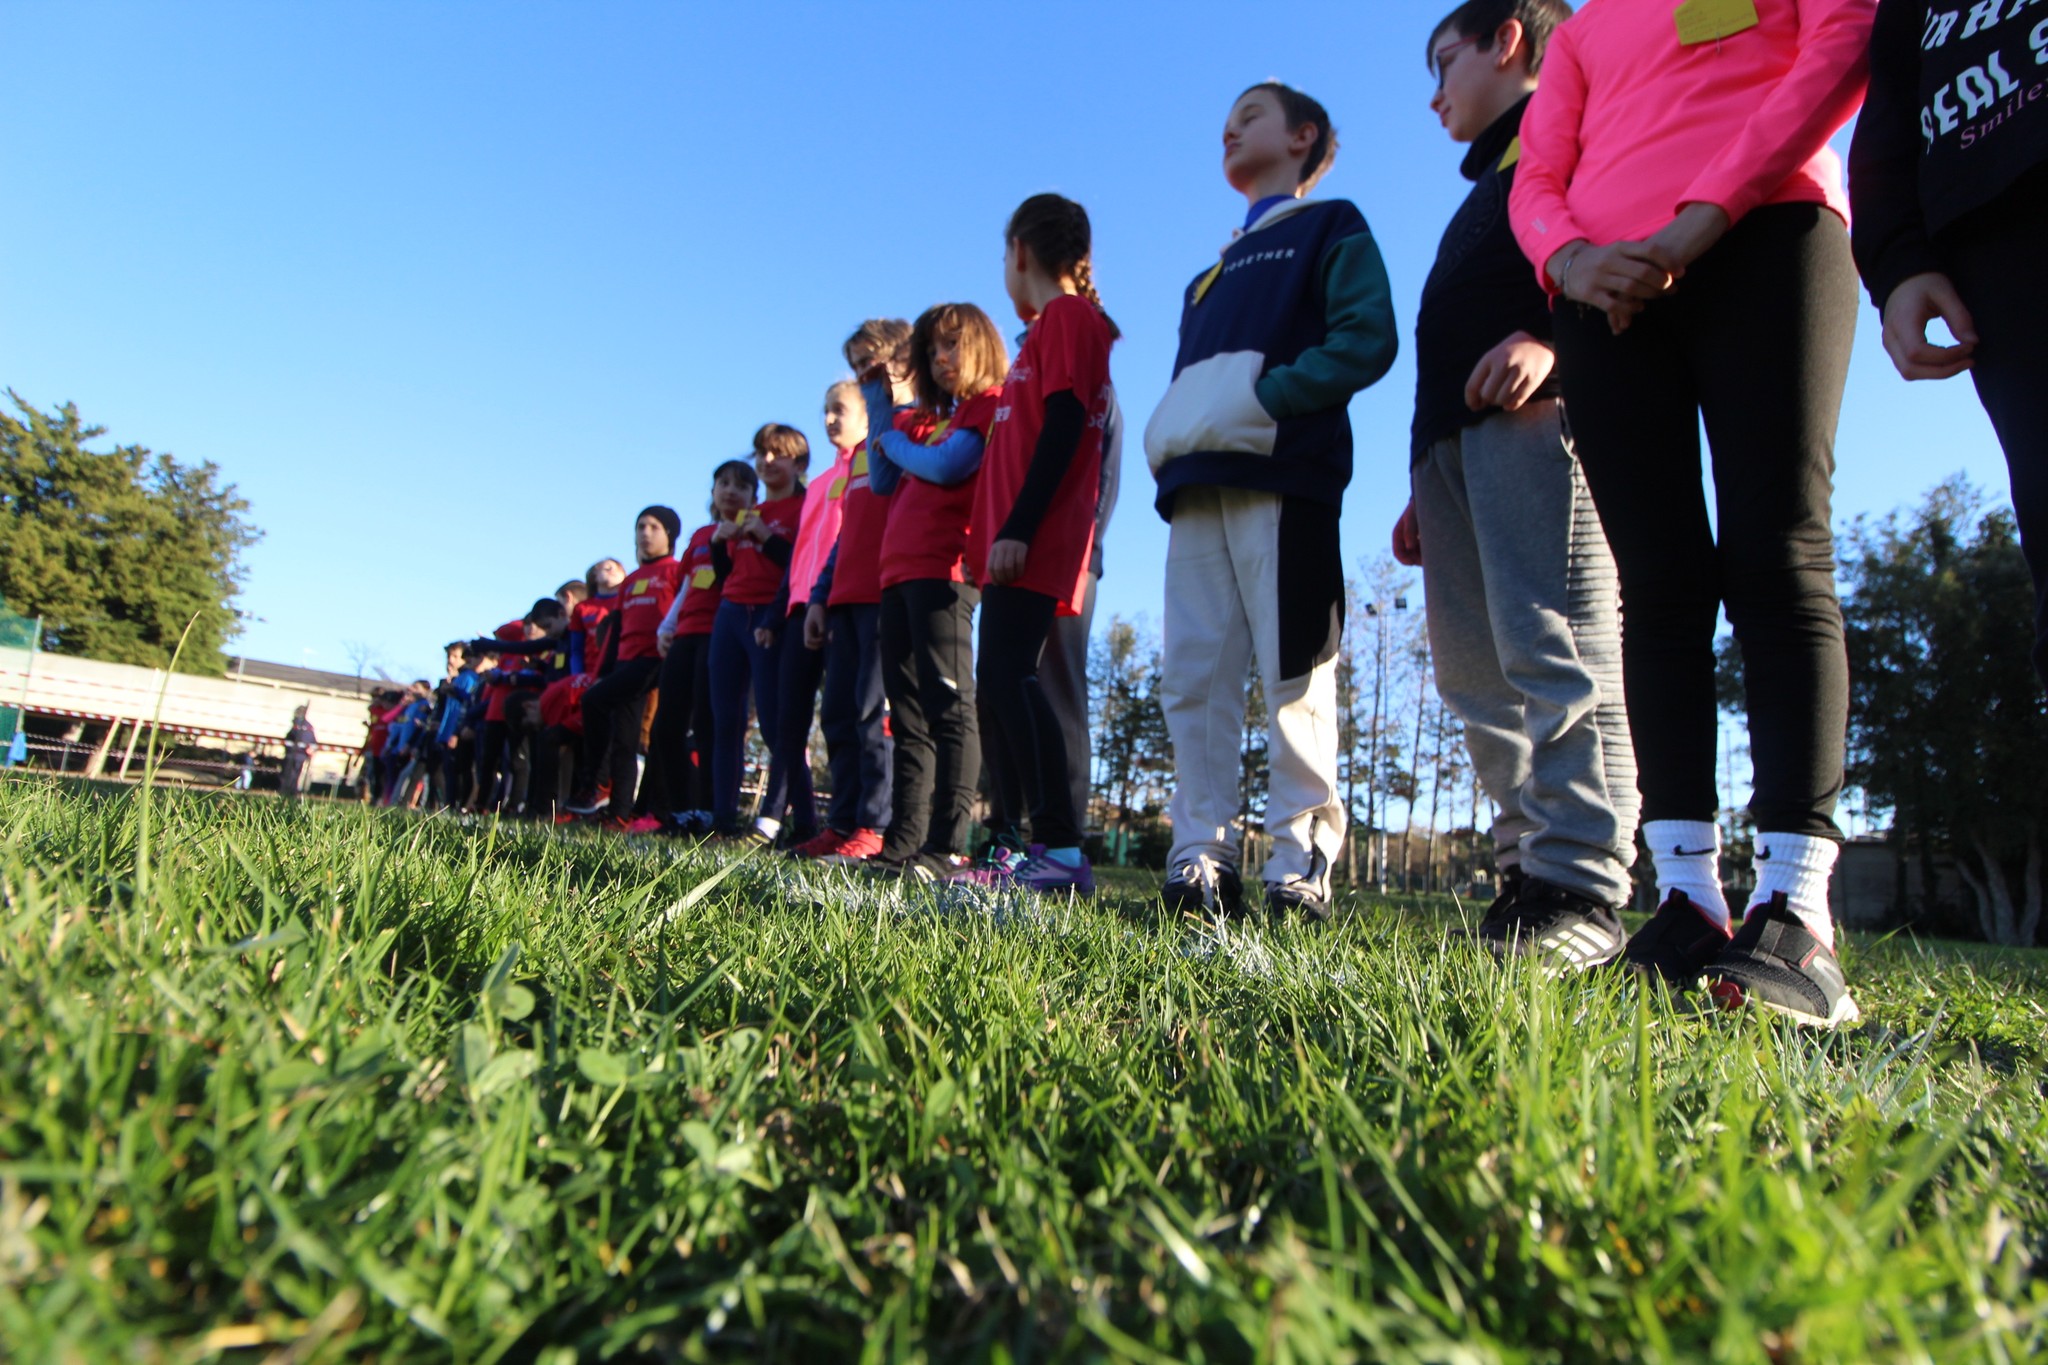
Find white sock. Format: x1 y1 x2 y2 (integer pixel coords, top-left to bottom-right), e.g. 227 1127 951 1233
1643 819 1731 929
1751 832 1838 946
754 816 782 839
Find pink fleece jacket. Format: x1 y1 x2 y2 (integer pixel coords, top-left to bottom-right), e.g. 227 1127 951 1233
785 444 854 613
1510 0 1875 288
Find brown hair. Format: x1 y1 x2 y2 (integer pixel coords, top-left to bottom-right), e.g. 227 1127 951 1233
1237 81 1338 191
751 422 811 470
555 580 588 605
583 558 623 596
841 318 913 374
1429 0 1573 75
909 303 1010 415
1005 193 1120 340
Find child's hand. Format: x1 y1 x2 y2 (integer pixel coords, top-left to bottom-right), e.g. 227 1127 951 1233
656 627 674 658
744 516 771 544
803 603 828 651
1463 332 1555 413
712 519 740 543
1548 241 1675 323
1881 272 1977 381
987 539 1029 585
1391 500 1422 567
752 626 775 649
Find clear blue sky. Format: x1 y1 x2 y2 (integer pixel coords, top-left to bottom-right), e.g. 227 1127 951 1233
2 0 2010 695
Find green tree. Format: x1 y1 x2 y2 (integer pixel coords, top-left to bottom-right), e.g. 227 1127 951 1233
0 391 258 675
1088 616 1170 851
1840 477 2047 945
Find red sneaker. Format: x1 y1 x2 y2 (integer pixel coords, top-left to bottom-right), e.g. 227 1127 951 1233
621 815 667 835
790 828 853 859
820 828 884 864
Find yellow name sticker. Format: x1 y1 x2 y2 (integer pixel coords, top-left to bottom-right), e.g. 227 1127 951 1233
1497 136 1522 171
691 567 716 589
1674 0 1759 45
829 476 847 499
851 449 869 477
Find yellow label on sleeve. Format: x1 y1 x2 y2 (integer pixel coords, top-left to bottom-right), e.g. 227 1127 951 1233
1674 0 1758 46
691 567 716 589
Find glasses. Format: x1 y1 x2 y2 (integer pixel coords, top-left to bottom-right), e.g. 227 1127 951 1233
1432 35 1479 89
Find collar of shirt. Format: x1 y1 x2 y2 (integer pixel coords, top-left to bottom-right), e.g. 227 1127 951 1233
1459 94 1532 182
1244 193 1294 231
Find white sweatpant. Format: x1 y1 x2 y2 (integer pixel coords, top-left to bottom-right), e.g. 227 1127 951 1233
1162 486 1345 895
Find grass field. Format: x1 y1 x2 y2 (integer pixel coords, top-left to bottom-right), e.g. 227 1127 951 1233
2 775 2044 1363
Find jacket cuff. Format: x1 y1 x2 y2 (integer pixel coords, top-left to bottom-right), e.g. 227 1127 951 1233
1864 238 1945 314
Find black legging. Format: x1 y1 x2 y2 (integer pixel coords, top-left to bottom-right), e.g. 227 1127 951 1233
572 657 661 819
772 607 826 839
1551 203 1858 839
880 579 981 859
1941 165 2048 689
653 634 714 816
976 584 1079 850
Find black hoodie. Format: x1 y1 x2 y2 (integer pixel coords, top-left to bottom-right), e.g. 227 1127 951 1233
1411 96 1559 461
1849 0 2048 310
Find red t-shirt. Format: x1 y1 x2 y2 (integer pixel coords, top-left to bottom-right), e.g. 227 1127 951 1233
570 592 619 679
539 673 590 735
614 558 683 661
828 440 887 608
880 389 1001 590
721 491 805 606
673 524 724 636
971 295 1113 614
482 619 526 722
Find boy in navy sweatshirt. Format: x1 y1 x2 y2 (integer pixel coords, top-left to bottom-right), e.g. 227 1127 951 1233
1144 81 1398 921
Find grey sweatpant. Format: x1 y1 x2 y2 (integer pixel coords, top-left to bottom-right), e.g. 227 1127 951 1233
1413 400 1638 905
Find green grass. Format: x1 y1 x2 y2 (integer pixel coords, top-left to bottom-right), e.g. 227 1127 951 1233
2 776 2045 1363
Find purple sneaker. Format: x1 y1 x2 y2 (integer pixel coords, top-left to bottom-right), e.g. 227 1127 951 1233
1015 850 1094 897
948 844 1031 886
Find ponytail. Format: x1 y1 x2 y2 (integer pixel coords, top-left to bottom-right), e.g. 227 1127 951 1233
1006 193 1120 340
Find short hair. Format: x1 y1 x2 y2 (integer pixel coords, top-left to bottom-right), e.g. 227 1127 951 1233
842 318 913 372
910 303 1010 414
1429 0 1573 76
526 598 567 627
751 422 810 470
824 378 861 411
444 640 468 656
1238 81 1338 191
556 579 588 604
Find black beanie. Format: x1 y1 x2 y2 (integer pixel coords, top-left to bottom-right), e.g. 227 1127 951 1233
637 504 682 555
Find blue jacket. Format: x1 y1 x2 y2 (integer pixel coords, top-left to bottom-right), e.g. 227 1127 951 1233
1144 198 1397 519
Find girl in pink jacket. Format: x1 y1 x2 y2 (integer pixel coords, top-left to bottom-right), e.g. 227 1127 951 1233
1508 0 1875 1027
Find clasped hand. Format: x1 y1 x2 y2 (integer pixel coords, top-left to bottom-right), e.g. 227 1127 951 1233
1553 204 1730 335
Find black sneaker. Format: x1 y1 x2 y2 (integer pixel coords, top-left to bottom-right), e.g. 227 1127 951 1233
1263 877 1332 924
1702 893 1860 1028
1454 865 1527 939
1161 855 1244 917
1477 877 1625 973
1620 890 1732 987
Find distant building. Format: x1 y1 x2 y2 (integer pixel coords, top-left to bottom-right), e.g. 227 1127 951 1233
0 645 376 790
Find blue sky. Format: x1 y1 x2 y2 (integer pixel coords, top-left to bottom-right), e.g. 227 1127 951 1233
2 0 2008 705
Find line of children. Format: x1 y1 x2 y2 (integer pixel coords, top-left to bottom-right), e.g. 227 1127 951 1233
401 40 1967 1030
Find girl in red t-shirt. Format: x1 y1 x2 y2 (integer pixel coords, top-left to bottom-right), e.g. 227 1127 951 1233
968 194 1118 894
641 461 755 832
863 303 1010 875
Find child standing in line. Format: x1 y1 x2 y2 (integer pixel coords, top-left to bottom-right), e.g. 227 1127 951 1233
1851 0 2048 690
566 506 684 826
865 303 1009 878
1146 82 1399 923
1396 0 1638 971
967 194 1119 896
651 460 755 833
708 428 808 840
1510 0 1873 1025
772 388 858 852
799 321 915 860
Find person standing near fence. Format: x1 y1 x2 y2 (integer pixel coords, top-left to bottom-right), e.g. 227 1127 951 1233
1509 0 1875 1025
281 705 316 798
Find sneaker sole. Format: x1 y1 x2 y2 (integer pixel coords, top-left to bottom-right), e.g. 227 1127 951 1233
1708 978 1863 1029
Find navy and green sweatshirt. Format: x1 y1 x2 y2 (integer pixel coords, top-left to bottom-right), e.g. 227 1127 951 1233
1143 197 1397 520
